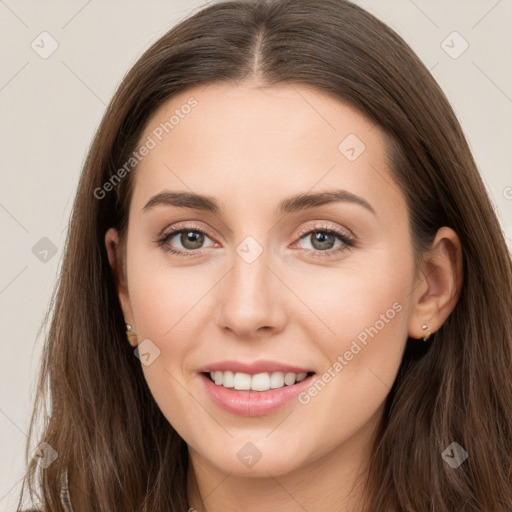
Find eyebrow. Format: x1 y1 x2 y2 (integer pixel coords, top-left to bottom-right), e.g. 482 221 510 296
142 189 376 216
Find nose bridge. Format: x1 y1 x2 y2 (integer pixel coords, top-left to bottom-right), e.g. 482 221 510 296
216 236 286 335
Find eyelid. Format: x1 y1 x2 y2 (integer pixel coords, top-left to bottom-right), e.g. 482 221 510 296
160 220 210 235
294 221 354 240
159 220 353 241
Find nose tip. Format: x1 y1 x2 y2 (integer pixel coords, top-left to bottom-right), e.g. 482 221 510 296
215 259 287 339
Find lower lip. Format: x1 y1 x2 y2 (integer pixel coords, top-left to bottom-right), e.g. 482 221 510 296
199 373 315 417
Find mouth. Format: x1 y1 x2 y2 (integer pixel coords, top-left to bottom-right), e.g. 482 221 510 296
203 370 316 391
199 370 316 417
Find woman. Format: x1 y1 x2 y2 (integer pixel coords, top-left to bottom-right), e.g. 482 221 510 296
18 0 512 511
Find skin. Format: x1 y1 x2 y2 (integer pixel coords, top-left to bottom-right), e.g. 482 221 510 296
105 82 463 512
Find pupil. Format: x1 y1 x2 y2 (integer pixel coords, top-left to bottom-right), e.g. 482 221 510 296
182 231 204 249
312 232 334 250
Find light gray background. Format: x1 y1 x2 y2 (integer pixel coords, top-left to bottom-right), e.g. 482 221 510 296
1 0 511 508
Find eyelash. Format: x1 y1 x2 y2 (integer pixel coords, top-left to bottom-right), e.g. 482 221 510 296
155 222 356 259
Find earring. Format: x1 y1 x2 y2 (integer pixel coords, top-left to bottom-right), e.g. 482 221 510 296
126 323 138 347
421 323 432 341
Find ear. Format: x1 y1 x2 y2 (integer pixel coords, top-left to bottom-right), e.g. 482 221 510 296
105 227 134 327
408 226 463 339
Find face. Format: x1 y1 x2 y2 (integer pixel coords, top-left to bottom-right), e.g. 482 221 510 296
106 83 419 479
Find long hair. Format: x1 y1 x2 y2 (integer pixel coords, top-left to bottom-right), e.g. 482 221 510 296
18 1 512 510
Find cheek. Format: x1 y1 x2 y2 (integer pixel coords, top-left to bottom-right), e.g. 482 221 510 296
125 248 239 434
290 248 411 353
126 241 216 341
290 251 411 418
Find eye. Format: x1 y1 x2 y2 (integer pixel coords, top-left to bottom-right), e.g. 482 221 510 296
155 222 356 259
293 224 355 258
156 223 216 257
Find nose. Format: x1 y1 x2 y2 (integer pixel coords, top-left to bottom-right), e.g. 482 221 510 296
216 248 288 339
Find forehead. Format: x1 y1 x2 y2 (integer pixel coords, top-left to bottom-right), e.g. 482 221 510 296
129 82 401 220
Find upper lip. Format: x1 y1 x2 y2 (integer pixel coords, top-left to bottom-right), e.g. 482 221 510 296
198 360 314 375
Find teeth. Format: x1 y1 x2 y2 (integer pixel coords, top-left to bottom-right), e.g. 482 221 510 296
270 372 285 389
208 371 309 391
222 370 234 388
251 372 270 391
234 372 252 390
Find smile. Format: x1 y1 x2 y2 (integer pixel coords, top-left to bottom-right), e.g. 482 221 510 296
206 370 311 391
199 371 316 416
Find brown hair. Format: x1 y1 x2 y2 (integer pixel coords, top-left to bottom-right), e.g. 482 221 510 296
18 0 512 510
